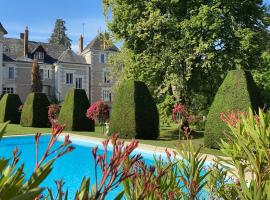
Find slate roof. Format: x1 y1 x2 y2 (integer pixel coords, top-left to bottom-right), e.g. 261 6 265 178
84 34 118 52
0 23 7 35
58 48 87 64
0 37 87 65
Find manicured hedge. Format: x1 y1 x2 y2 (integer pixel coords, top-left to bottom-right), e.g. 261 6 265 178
204 70 262 149
109 80 159 139
0 94 22 124
20 93 50 127
58 89 95 131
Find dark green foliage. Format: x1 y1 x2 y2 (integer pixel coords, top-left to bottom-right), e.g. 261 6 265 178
58 89 95 131
49 19 71 48
20 93 50 127
0 94 22 124
110 80 159 139
31 60 43 93
204 70 262 149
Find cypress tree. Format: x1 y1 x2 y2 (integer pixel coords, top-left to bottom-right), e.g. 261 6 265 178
49 19 71 48
31 60 43 93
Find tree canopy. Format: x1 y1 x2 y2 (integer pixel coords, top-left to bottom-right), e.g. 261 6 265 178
49 19 72 48
104 0 270 120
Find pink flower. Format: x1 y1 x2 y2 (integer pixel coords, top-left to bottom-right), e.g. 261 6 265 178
86 100 110 123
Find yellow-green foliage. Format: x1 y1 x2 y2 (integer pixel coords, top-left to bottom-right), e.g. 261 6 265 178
58 89 95 131
20 93 50 127
218 109 270 199
0 94 22 124
204 70 262 149
109 80 159 139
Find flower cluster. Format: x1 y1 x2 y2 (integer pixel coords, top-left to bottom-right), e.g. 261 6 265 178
86 100 110 123
172 104 188 123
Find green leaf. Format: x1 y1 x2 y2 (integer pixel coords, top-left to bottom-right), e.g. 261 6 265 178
114 191 125 200
9 188 43 200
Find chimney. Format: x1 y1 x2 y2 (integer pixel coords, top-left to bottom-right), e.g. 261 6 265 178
20 33 24 40
79 35 84 54
24 26 29 57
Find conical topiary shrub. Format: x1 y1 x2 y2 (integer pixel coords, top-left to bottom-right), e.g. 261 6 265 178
109 80 159 139
58 89 95 131
0 94 22 124
204 69 262 149
20 93 50 127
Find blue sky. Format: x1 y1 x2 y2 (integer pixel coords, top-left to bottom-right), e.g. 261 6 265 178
0 0 270 51
0 0 106 51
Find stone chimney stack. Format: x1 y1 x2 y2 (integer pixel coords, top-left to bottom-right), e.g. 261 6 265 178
24 26 29 57
79 35 84 54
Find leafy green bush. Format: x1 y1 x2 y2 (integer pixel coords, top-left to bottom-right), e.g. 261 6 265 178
20 93 50 127
204 70 262 149
0 94 22 124
58 89 95 131
109 80 159 139
209 109 270 199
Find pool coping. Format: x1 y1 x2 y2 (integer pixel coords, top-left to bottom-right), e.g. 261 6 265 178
3 133 220 162
65 133 220 163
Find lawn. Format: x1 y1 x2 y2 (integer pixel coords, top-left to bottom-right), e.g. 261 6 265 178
1 123 223 156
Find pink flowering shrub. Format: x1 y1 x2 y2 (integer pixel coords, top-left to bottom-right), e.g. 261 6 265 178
86 100 110 124
172 104 192 139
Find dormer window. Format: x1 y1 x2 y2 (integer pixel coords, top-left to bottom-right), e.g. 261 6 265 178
34 52 44 60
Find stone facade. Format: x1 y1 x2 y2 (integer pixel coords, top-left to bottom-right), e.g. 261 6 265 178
82 35 118 105
0 23 118 103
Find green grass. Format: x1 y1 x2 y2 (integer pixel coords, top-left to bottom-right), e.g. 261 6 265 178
1 123 223 156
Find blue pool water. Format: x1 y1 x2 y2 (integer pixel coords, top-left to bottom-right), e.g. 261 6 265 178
0 135 158 199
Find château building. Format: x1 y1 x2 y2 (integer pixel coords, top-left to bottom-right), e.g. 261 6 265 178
0 22 117 104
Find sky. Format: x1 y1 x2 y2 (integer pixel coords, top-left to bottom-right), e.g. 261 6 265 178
0 0 270 52
0 0 107 51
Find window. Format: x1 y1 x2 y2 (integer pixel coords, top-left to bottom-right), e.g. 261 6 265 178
100 53 105 64
39 69 44 80
66 73 73 84
44 69 50 79
3 87 14 94
8 67 14 80
102 89 112 102
34 52 44 60
104 71 111 84
75 77 83 89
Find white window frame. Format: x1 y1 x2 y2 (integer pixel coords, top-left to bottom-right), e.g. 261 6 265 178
65 73 73 84
8 66 15 80
2 87 14 94
102 88 112 102
34 52 44 60
44 69 50 79
99 53 105 64
75 75 83 89
103 70 111 84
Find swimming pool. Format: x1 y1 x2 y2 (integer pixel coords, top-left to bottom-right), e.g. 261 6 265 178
0 135 162 199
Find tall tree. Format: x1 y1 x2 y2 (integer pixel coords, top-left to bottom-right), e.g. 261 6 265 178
31 60 43 93
49 19 71 48
104 0 270 119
